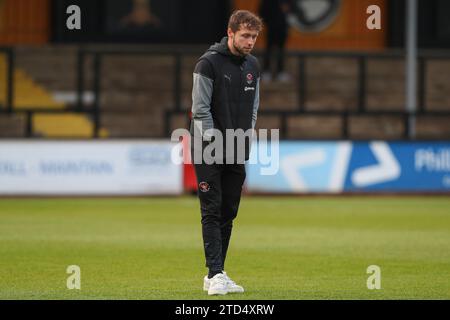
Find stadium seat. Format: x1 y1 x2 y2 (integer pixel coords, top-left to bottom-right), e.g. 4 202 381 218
0 54 108 138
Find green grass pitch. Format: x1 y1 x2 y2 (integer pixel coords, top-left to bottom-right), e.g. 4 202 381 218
0 196 449 299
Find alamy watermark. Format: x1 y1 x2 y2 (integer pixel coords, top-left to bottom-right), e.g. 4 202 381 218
170 120 280 175
366 5 381 30
66 265 81 290
66 5 81 30
367 265 381 290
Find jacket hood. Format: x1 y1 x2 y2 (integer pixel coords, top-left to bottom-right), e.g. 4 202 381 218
207 37 247 63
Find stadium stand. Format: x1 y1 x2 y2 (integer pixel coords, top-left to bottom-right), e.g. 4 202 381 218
1 45 450 139
0 50 108 138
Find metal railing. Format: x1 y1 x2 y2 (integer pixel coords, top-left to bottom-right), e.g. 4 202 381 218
1 46 450 139
165 49 450 140
0 47 14 114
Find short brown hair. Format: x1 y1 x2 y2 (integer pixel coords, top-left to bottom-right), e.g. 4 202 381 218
228 10 263 33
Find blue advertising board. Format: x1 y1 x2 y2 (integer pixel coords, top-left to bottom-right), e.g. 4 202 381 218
246 141 450 193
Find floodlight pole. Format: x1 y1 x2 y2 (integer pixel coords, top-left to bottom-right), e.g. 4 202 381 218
406 0 418 139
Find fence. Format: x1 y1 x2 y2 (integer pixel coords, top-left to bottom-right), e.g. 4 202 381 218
1 46 450 139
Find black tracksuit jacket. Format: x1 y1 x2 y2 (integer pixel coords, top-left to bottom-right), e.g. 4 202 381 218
189 36 260 162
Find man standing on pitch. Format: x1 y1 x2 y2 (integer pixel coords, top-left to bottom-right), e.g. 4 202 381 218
190 10 262 295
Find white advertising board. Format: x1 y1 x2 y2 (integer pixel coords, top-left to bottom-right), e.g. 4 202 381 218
0 140 182 195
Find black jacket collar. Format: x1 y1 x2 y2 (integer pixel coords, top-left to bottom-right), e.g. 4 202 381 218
207 37 247 64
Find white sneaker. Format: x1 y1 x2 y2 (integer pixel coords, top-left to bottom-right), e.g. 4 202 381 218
223 271 244 293
205 273 228 295
204 272 244 294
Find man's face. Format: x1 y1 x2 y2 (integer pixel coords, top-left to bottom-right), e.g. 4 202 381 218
228 25 259 56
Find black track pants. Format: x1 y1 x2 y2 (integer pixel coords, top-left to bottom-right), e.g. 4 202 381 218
193 162 246 272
